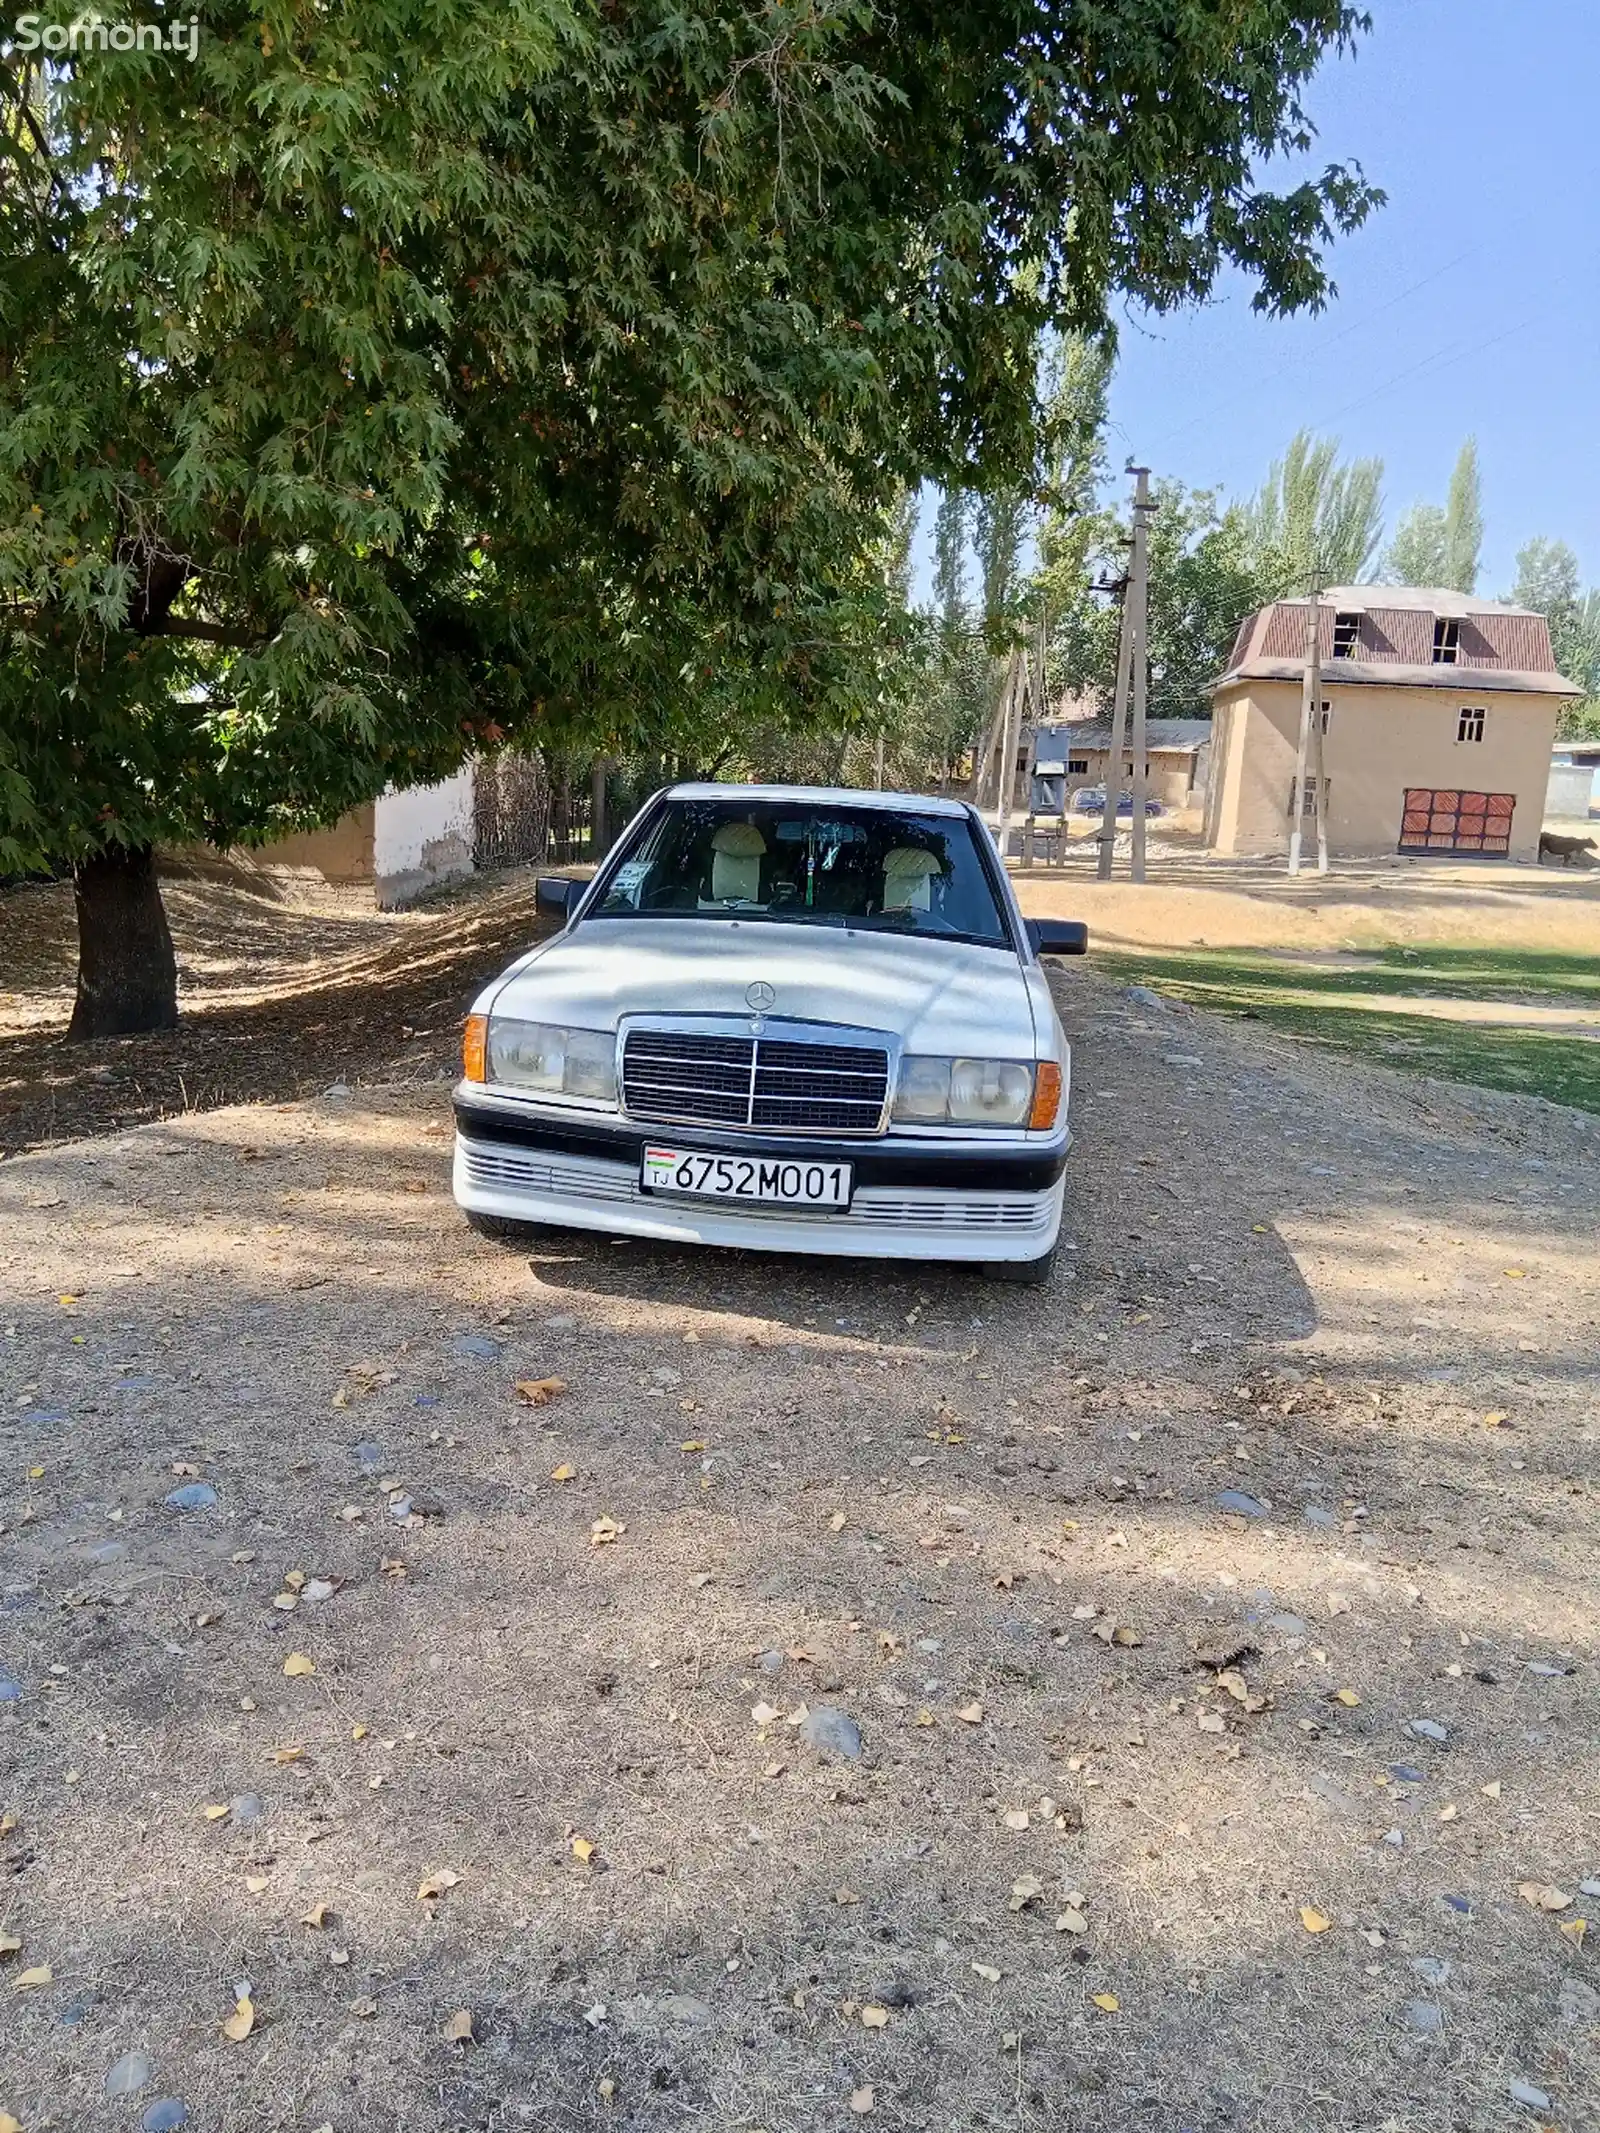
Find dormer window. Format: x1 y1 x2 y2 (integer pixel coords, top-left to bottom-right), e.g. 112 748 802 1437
1332 612 1361 659
1432 617 1460 664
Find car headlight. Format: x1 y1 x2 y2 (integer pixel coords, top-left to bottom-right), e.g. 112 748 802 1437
893 1056 1054 1129
484 1018 617 1103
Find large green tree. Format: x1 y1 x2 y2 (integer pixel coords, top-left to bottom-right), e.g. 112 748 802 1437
2 0 1381 1033
1513 538 1600 737
1384 437 1482 592
1239 427 1385 593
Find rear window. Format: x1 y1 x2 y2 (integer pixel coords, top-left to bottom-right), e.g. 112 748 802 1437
591 798 1010 946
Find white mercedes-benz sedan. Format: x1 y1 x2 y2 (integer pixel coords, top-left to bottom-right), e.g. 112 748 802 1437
452 784 1086 1282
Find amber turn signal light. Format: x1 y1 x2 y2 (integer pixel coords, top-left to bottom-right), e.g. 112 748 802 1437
1028 1060 1062 1131
462 1013 488 1084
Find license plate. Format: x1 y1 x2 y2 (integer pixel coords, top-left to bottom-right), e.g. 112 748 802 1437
641 1145 853 1209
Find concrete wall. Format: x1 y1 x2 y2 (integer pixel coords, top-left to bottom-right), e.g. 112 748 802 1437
1039 746 1202 810
1546 762 1597 820
1206 681 1564 860
372 766 475 906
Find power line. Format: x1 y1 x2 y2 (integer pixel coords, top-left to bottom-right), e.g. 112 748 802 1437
1142 248 1474 455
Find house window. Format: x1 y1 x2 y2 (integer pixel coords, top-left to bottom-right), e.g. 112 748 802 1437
1433 617 1461 664
1332 612 1361 658
1457 707 1486 743
1067 758 1089 775
1319 700 1332 735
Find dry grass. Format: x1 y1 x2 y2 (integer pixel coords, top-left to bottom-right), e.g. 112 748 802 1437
1 960 1597 2132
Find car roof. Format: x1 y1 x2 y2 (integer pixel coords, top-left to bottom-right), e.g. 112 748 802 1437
663 782 975 819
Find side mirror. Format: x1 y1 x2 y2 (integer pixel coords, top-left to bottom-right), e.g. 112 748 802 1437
1026 918 1088 957
536 875 582 920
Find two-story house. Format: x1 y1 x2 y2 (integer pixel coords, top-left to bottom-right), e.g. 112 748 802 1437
1204 586 1581 860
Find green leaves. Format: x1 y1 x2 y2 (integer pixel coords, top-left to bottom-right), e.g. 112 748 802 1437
2 0 1380 882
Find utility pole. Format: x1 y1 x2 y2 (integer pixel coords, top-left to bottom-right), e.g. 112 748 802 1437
1127 467 1153 883
993 649 1022 861
1308 616 1330 875
1097 465 1151 880
1096 571 1133 879
1288 587 1323 877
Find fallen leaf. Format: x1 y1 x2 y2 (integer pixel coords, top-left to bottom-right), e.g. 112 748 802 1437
222 1994 255 2042
914 1708 936 1727
1480 1780 1502 1799
1091 1993 1119 2012
680 1439 706 1453
971 1961 1002 1983
515 1378 567 1406
597 2076 616 2101
268 1745 305 1765
1332 1688 1361 1707
14 1964 51 1989
848 2087 875 2116
1056 1908 1088 1934
0 1932 21 1956
956 1702 985 1725
301 1901 331 1928
351 1724 369 1741
751 1702 781 1727
202 1803 231 1822
549 1463 577 1483
418 1869 461 1900
590 1516 624 1547
245 1875 270 1893
444 2008 476 2043
283 1653 316 1678
1438 1804 1458 1823
861 2004 890 2028
834 1887 861 1906
829 1511 848 1533
1519 1882 1571 1912
1559 1918 1587 1948
1009 1875 1044 1911
572 1837 596 1863
0 2110 22 2133
1001 1808 1030 1832
1300 1907 1331 1934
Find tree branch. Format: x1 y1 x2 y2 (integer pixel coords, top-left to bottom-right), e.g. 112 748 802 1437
145 617 267 647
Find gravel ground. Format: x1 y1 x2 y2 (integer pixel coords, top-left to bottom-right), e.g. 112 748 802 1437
1 962 1597 2133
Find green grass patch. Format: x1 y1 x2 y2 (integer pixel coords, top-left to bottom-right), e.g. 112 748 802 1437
1094 946 1600 1116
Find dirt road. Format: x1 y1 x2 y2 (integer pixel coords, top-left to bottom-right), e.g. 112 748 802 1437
2 966 1597 2133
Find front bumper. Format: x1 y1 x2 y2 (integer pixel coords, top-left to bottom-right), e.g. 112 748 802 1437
452 1094 1068 1263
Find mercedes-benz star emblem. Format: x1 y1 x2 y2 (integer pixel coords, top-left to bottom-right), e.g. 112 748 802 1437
745 980 776 1014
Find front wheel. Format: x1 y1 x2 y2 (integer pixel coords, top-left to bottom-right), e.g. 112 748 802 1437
980 1245 1057 1288
464 1210 540 1243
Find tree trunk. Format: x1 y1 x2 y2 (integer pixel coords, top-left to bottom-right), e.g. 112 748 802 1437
67 844 179 1040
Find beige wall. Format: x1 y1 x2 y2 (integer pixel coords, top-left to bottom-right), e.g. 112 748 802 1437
1206 682 1564 860
1056 747 1200 809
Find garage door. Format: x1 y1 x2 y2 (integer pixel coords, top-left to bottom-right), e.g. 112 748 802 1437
1398 788 1515 857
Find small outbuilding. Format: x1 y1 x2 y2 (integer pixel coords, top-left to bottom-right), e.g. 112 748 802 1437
1031 718 1212 814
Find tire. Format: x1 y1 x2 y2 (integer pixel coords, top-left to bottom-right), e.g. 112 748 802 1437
464 1210 539 1243
980 1244 1058 1287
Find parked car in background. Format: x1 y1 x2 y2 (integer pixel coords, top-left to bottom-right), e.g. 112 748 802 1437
453 786 1087 1282
1072 786 1166 817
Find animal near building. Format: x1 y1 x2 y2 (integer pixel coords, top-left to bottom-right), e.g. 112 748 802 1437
1204 587 1580 860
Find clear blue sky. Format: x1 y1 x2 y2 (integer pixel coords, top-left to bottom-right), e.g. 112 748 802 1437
916 0 1598 600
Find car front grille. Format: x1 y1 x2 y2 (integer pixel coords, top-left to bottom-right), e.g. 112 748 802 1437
621 1028 890 1135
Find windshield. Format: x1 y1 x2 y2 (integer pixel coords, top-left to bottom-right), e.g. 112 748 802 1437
590 797 1011 945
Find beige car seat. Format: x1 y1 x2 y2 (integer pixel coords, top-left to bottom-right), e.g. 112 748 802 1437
882 846 940 913
709 820 767 902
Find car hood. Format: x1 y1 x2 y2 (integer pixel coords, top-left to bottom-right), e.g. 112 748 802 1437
482 917 1039 1056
